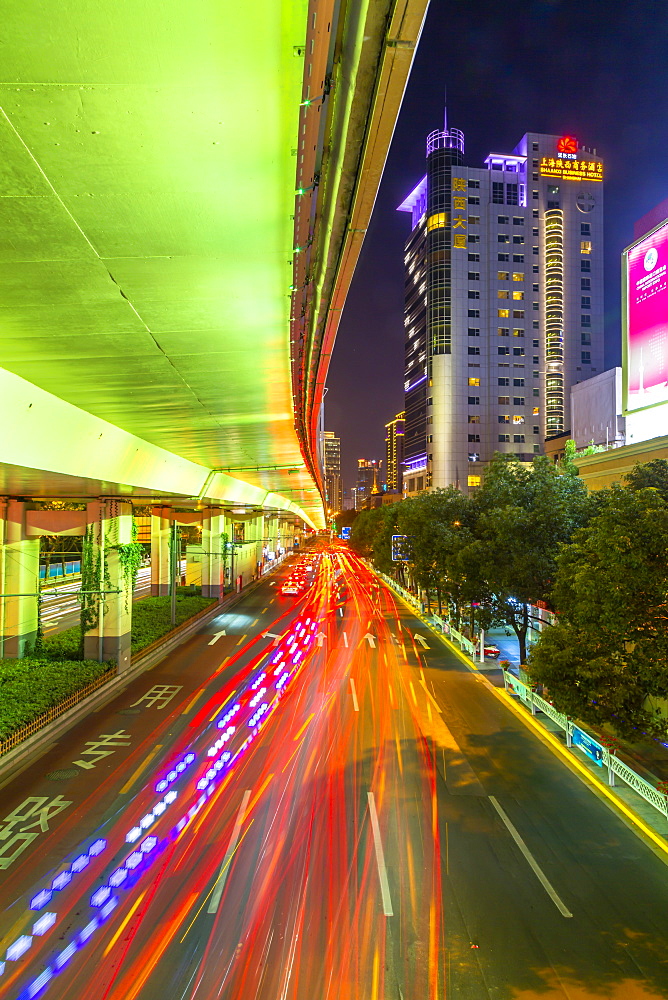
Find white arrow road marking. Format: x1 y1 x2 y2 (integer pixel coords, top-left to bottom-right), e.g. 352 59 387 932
350 677 359 712
489 796 573 918
343 632 349 648
316 632 326 647
208 630 226 645
364 633 376 649
414 633 430 649
207 790 251 914
263 632 281 645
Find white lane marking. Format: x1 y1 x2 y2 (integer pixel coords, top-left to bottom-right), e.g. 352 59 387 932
208 630 226 645
343 632 349 648
367 792 393 916
350 677 359 712
489 796 572 918
364 633 376 648
207 790 252 914
414 633 430 648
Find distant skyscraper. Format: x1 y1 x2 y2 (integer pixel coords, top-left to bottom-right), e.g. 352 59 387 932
355 459 381 507
398 112 604 494
385 412 405 492
323 431 343 512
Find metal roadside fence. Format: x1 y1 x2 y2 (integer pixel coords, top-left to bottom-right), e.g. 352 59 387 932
503 669 668 822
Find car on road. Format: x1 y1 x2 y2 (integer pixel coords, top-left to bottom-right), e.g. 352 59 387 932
476 643 501 658
281 582 303 596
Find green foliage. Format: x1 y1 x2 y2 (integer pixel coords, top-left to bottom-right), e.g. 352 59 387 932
624 458 668 502
528 485 668 735
333 508 358 535
0 659 112 741
349 506 399 573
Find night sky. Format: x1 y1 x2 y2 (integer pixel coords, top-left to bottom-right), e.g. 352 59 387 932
326 0 668 490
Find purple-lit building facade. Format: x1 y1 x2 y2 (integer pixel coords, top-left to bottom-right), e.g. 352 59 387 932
398 115 604 494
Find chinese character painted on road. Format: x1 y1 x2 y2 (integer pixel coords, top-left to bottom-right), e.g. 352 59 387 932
73 730 132 770
130 685 183 710
0 796 72 870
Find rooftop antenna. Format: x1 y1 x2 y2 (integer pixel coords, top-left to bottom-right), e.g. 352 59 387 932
444 84 447 132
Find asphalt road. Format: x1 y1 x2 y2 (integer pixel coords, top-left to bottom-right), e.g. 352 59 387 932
1 549 668 1000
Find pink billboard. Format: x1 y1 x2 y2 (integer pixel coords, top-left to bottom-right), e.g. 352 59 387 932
626 220 668 412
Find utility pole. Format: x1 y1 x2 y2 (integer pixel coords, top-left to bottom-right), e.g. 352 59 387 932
170 520 179 626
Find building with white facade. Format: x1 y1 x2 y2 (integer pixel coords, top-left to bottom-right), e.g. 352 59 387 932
398 112 605 494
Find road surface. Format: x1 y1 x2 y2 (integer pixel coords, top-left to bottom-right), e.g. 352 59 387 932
1 549 668 999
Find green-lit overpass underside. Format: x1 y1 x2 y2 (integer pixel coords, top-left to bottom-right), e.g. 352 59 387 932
0 0 428 525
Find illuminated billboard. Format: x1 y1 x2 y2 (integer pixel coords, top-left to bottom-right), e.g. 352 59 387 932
539 156 603 182
624 219 668 413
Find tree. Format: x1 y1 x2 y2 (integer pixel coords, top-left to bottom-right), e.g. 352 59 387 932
349 506 398 574
460 454 590 663
528 485 668 736
625 458 668 503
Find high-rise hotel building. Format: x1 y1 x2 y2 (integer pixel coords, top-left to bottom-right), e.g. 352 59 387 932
398 114 604 494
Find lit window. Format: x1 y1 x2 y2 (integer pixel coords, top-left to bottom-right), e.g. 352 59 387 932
512 291 524 300
498 308 510 318
512 272 524 281
427 212 447 231
533 406 540 414
580 241 592 254
498 415 510 424
498 271 510 280
498 290 510 299
468 377 481 386
513 415 525 424
512 329 524 337
468 415 480 424
467 475 481 488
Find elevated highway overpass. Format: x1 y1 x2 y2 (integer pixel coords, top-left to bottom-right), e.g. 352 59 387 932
0 0 428 527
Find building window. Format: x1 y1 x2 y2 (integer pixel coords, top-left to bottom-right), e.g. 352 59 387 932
468 346 480 355
513 347 525 357
512 235 524 244
513 217 524 226
580 240 592 254
581 259 591 272
498 270 510 280
498 395 510 404
498 327 510 336
506 184 518 205
512 272 524 281
468 396 480 405
492 182 504 204
513 378 525 387
581 351 591 364
512 291 524 300
513 329 524 338
468 327 480 336
533 388 540 397
581 332 591 345
468 290 480 299
513 396 525 405
468 415 480 424
498 215 510 225
533 426 540 434
513 254 524 263
532 246 539 255
498 346 510 355
498 434 510 442
498 253 510 262
581 314 591 326
532 190 539 200
532 321 539 329
532 142 539 151
498 308 510 318
468 308 480 317
532 264 539 273
498 377 510 386
581 277 591 290
581 296 591 309
533 445 540 453
513 415 525 424
468 475 481 488
468 253 480 262
580 223 591 236
468 179 480 189
512 310 524 319
469 216 480 225
468 271 480 281
498 290 510 299
532 283 539 292
498 234 510 243
532 209 539 218
468 377 481 386
468 196 480 205
498 414 510 424
532 302 539 311
468 234 481 243
513 434 525 443
468 434 481 442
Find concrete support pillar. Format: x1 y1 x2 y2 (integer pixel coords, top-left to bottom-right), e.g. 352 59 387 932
83 500 133 671
201 507 224 600
151 505 171 596
0 500 40 658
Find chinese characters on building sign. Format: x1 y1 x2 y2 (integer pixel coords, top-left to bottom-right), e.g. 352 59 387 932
451 176 467 248
539 157 603 182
